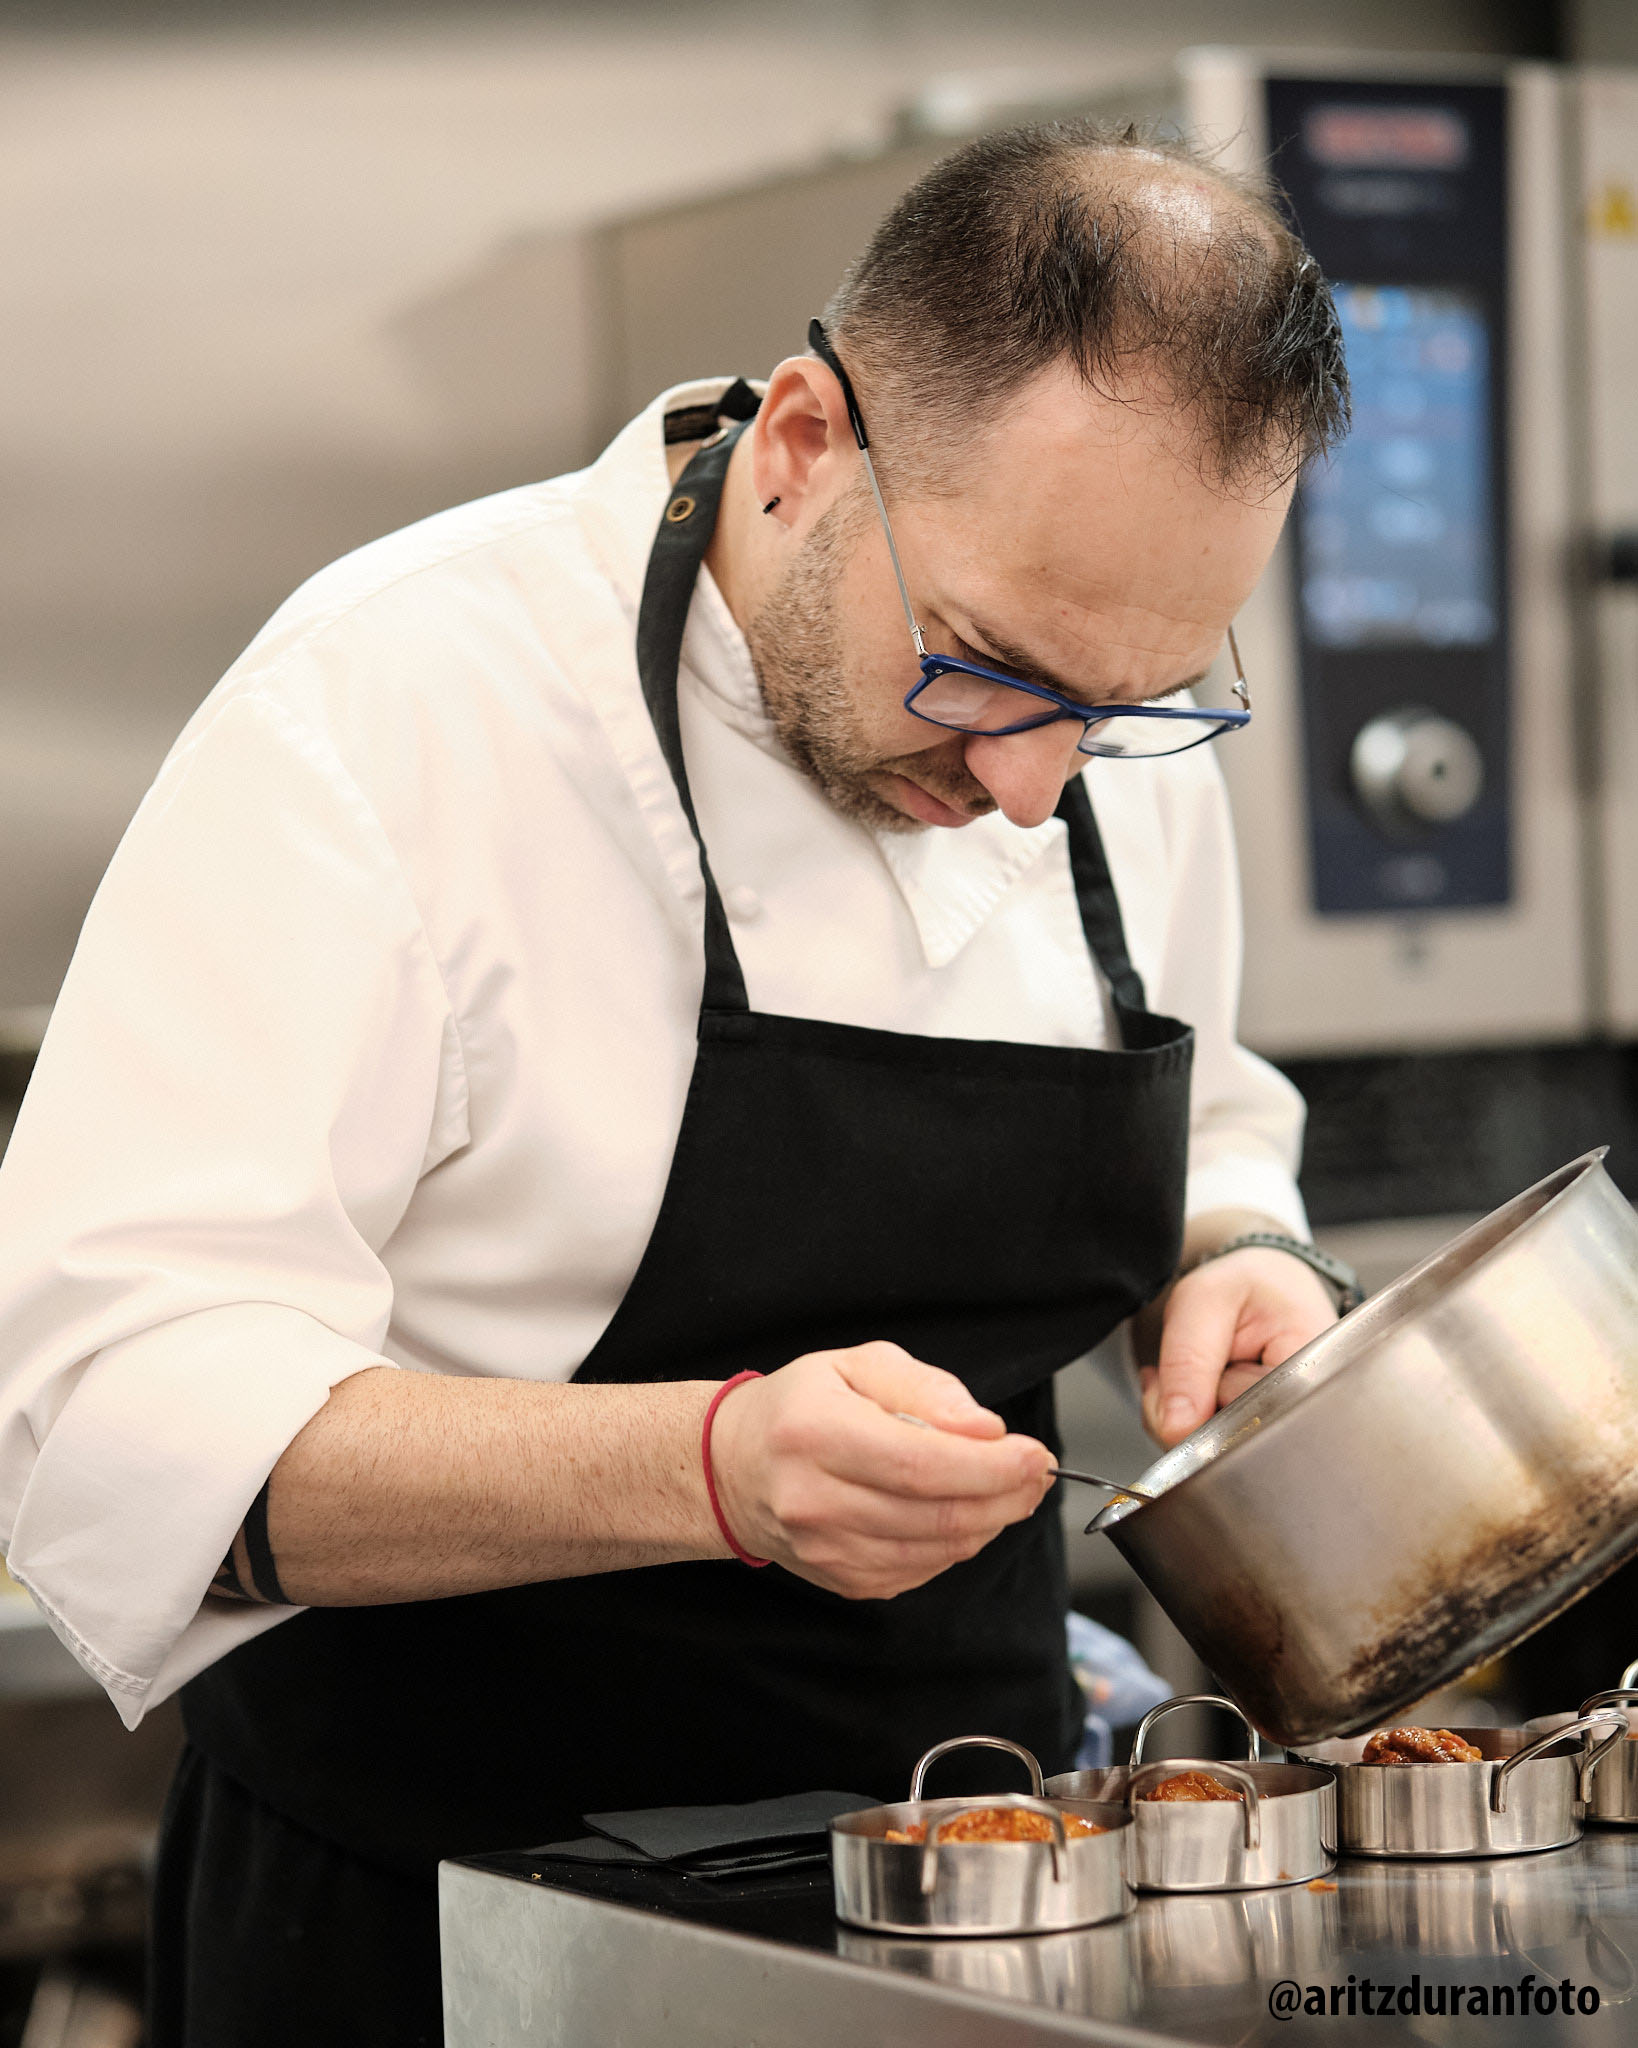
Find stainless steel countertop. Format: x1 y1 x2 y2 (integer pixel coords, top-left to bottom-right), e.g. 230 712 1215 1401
441 1830 1638 2046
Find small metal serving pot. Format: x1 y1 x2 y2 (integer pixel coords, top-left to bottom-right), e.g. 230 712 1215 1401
830 1736 1132 1938
1298 1715 1628 1858
1525 1683 1638 1825
1086 1154 1638 1749
1047 1694 1337 1892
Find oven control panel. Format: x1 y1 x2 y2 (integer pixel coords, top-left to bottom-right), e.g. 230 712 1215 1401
1269 78 1511 915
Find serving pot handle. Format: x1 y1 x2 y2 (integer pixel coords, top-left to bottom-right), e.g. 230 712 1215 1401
1574 1694 1638 1801
1492 1713 1629 1814
1621 1659 1638 1692
1126 1758 1262 1850
1580 1687 1638 1721
1130 1693 1265 1765
909 1735 1044 1801
915 1797 1070 1894
1572 1715 1626 1811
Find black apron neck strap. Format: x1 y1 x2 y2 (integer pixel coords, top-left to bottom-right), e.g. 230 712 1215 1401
633 411 1154 1028
635 420 753 1013
1054 775 1151 1017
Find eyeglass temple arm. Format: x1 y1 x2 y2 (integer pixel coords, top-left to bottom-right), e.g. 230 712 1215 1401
1227 626 1248 711
808 319 927 661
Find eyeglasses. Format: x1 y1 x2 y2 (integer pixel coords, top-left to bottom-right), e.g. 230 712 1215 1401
806 319 1252 761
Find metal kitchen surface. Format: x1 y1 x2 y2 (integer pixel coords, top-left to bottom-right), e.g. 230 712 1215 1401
441 1833 1638 2046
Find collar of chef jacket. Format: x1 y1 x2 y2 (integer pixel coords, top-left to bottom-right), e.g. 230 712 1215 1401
572 377 1071 974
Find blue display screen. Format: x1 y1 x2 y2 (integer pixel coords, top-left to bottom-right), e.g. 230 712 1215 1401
1299 283 1496 650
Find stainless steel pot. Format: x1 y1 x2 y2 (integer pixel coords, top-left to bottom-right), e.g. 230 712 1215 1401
1088 1153 1638 1747
1525 1688 1638 1825
829 1737 1132 1937
1046 1694 1336 1891
1297 1716 1628 1857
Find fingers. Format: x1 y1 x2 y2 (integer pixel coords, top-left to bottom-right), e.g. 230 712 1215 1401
824 1398 1049 1505
1144 1251 1341 1447
1147 1271 1246 1445
767 1464 1052 1546
1255 1294 1338 1369
706 1342 1056 1603
774 1457 1053 1602
793 1342 1045 1497
1214 1360 1280 1408
835 1341 1005 1439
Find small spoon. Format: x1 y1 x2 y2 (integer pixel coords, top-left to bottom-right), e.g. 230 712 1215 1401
888 1411 1153 1502
1051 1465 1155 1502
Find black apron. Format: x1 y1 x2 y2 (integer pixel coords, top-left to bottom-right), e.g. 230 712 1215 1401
155 404 1194 2046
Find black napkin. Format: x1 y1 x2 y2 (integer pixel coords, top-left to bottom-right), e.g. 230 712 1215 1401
525 1789 868 1878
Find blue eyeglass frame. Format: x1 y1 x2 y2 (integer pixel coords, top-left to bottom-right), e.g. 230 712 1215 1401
806 319 1252 758
907 649 1249 758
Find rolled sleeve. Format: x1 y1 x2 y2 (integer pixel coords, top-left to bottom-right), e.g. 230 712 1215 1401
14 1305 385 1724
0 683 467 1722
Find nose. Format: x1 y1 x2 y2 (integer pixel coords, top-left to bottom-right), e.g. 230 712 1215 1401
961 720 1087 829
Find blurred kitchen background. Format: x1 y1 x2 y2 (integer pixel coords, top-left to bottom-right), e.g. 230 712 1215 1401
2 1 1637 2040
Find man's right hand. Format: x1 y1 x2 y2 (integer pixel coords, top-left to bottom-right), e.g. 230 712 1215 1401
707 1342 1055 1600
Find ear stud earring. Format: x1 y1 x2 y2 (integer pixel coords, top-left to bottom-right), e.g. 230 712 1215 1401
762 497 782 515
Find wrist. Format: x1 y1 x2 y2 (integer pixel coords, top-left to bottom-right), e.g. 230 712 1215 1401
1193 1232 1362 1315
1180 1206 1298 1269
1133 1209 1293 1365
698 1373 770 1566
655 1380 735 1560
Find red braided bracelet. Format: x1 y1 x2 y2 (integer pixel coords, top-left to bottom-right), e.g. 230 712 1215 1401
701 1371 769 1568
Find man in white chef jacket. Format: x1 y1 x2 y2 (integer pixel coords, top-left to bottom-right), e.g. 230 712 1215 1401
0 124 1352 2045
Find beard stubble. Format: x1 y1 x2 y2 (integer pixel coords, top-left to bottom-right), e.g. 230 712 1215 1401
743 489 996 834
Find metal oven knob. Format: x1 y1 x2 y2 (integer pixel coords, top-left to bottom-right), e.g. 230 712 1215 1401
1350 709 1484 835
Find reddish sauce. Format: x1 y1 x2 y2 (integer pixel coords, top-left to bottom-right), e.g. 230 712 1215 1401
1361 1727 1483 1764
1139 1771 1243 1802
886 1807 1106 1844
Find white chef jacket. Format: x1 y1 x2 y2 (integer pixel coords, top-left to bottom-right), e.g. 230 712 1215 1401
0 380 1307 1728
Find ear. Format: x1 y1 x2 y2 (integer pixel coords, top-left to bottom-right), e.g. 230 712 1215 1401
750 356 856 527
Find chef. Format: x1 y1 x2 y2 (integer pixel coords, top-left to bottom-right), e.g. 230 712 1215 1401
0 125 1352 2045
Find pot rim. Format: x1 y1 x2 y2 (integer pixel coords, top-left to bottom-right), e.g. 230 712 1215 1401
830 1791 1133 1843
1092 1148 1611 1537
1045 1760 1334 1800
1297 1723 1597 1768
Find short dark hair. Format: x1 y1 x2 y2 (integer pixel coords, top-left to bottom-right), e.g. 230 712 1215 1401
823 122 1349 494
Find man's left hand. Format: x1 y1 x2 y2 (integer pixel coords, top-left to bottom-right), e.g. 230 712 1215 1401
1140 1247 1338 1447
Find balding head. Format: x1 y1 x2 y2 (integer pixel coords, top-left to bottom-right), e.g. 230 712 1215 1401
823 123 1349 499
